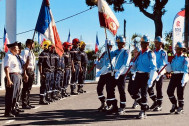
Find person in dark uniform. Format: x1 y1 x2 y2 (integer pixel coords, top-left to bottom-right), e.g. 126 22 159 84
131 35 157 119
167 42 189 114
95 40 114 111
38 40 52 105
70 38 82 95
54 45 65 100
48 45 57 101
78 41 88 93
4 42 27 117
21 39 36 109
62 42 73 97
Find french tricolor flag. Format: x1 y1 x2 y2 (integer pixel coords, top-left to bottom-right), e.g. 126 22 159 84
35 0 63 56
95 34 99 54
98 0 119 36
3 28 10 53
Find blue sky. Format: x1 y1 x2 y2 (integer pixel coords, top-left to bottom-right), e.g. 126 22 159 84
0 0 185 50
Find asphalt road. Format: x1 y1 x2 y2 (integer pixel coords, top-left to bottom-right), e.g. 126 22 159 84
0 79 189 126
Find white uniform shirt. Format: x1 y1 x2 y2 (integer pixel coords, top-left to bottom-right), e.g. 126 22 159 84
21 47 36 70
4 52 23 73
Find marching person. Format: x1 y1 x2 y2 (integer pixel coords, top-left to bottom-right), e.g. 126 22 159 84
107 36 131 115
21 39 36 109
38 40 52 105
128 46 140 109
167 42 189 114
95 40 114 111
131 35 157 119
62 42 73 97
78 41 88 93
147 36 168 111
70 38 82 95
4 42 27 117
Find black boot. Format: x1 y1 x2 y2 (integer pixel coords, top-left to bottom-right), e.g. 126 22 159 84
170 104 177 113
98 96 106 111
71 85 78 95
39 95 49 105
106 100 118 114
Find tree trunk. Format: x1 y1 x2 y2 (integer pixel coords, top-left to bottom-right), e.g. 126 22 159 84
154 14 163 38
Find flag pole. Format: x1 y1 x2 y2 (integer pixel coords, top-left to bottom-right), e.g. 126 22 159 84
32 30 36 41
104 28 114 76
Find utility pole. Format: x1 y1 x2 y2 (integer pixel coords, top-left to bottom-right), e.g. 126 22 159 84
184 0 189 48
124 19 126 38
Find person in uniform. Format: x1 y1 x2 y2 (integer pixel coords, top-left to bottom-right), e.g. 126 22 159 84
54 45 65 100
62 42 73 97
166 42 189 114
107 36 131 115
147 36 168 111
128 46 140 109
21 39 36 109
95 40 114 111
78 41 88 93
131 35 157 119
38 40 52 105
4 42 27 117
70 38 82 95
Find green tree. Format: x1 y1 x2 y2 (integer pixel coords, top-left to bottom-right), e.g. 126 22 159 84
85 0 168 37
164 30 172 51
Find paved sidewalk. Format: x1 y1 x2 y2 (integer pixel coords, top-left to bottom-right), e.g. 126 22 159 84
0 79 189 126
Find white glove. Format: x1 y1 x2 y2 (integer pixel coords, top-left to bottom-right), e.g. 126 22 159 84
132 72 136 81
181 73 189 87
96 71 101 77
148 79 153 88
156 75 161 81
115 71 120 79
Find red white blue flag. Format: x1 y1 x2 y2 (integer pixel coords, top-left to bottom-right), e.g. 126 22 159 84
67 30 72 43
95 34 99 54
98 0 119 36
35 0 63 56
3 27 10 53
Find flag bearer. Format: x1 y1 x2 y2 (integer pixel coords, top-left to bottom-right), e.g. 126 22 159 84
148 36 168 111
95 40 114 111
21 39 36 109
62 42 73 97
107 36 131 115
4 42 26 117
131 35 157 119
38 40 52 105
70 38 82 95
78 41 88 93
167 42 189 114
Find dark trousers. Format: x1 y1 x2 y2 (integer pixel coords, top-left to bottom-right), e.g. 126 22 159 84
167 73 186 108
148 75 163 105
97 74 107 97
5 74 22 114
78 66 87 85
40 72 53 95
55 70 64 91
132 72 149 111
71 63 80 91
128 74 135 97
63 69 71 89
21 70 34 106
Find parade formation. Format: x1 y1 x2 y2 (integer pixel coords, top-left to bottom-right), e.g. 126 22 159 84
1 0 189 124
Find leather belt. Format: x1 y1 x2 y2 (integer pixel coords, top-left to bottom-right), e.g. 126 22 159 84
10 72 21 75
27 68 34 71
173 71 184 74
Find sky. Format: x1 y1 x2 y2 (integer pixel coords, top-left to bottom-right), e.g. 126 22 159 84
0 0 185 51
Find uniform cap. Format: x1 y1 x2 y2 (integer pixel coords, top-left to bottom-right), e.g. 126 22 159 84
7 41 19 48
140 35 149 43
154 36 163 43
107 39 114 46
72 38 80 45
116 35 126 43
79 41 86 47
175 42 185 49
